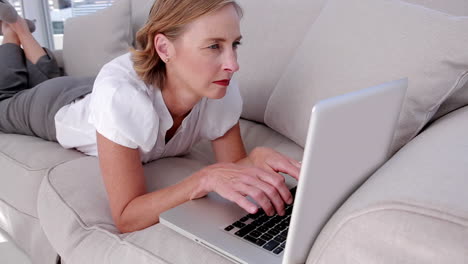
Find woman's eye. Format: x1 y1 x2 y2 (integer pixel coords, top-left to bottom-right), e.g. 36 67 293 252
233 41 242 49
208 44 220 49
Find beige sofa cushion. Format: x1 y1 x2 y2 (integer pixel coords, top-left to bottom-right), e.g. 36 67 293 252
129 0 154 45
0 133 83 217
63 0 132 77
307 105 468 264
431 82 468 121
403 0 468 16
405 0 468 122
265 0 468 154
0 133 84 263
233 0 327 123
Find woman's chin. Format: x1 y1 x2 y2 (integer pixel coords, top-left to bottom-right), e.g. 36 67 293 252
206 87 227 99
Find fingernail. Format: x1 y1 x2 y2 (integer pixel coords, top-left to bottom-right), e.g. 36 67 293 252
295 161 302 168
288 197 293 204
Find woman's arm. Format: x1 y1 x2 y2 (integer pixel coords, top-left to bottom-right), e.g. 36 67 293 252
97 122 301 233
96 131 197 233
97 129 268 232
211 123 301 178
210 122 247 163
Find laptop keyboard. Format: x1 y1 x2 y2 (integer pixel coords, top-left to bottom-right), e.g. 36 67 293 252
223 186 297 255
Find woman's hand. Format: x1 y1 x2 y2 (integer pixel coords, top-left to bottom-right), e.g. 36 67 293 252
240 147 301 180
187 162 294 216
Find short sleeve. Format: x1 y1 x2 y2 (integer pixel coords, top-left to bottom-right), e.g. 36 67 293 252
199 78 243 140
88 55 159 152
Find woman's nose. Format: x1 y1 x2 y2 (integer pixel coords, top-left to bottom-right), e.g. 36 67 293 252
223 51 240 73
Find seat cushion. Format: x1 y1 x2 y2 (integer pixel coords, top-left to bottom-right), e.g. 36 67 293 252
0 133 86 263
37 119 303 263
307 106 468 263
0 201 58 264
0 133 84 217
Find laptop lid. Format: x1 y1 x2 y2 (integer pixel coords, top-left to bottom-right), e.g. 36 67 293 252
283 78 407 263
160 78 407 264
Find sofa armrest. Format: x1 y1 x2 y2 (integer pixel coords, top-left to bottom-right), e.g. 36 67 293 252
307 106 468 264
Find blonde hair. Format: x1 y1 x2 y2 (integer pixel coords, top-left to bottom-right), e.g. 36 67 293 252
131 0 243 89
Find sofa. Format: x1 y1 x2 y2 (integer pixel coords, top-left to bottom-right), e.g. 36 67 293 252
1 0 468 263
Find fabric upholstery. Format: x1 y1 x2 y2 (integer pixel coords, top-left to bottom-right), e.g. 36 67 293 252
403 0 468 16
37 119 303 263
431 79 468 121
0 133 84 263
0 133 83 216
129 0 154 46
232 0 327 123
62 0 132 77
307 106 468 263
404 0 468 122
265 0 468 155
0 200 58 264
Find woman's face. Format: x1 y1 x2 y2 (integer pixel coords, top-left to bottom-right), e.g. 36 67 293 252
166 4 241 100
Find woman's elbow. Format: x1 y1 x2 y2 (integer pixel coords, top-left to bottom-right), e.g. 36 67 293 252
114 216 160 234
115 221 133 234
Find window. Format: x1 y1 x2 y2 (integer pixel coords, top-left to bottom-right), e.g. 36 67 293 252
10 0 23 16
48 0 114 49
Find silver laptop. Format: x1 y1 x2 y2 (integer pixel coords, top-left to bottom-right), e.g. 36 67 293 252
160 78 407 264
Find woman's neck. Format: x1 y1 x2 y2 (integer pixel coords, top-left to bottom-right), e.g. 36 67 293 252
160 79 201 120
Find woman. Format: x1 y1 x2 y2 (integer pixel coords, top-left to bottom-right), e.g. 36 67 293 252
0 0 301 233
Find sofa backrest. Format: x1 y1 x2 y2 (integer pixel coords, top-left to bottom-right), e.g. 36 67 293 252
404 0 468 15
263 0 468 154
63 0 133 78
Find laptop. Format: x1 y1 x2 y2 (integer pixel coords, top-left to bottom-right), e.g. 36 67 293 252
160 78 408 264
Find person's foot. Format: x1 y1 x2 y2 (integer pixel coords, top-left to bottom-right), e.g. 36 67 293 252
1 20 20 45
0 17 36 36
24 18 35 33
0 0 18 23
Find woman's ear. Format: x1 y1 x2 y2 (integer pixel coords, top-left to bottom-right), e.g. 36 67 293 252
154 33 172 61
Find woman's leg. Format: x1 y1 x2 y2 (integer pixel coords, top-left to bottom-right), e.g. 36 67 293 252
0 76 95 141
7 17 45 64
7 17 61 88
0 21 28 101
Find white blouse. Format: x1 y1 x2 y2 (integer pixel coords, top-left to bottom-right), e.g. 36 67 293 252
54 53 243 163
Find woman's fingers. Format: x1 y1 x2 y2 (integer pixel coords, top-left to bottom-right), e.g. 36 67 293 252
291 159 302 169
216 176 278 216
266 155 301 180
207 163 294 216
253 168 292 209
240 173 286 216
250 147 301 180
233 182 275 216
221 186 258 214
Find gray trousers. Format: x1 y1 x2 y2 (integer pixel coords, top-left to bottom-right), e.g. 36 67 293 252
0 43 94 142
